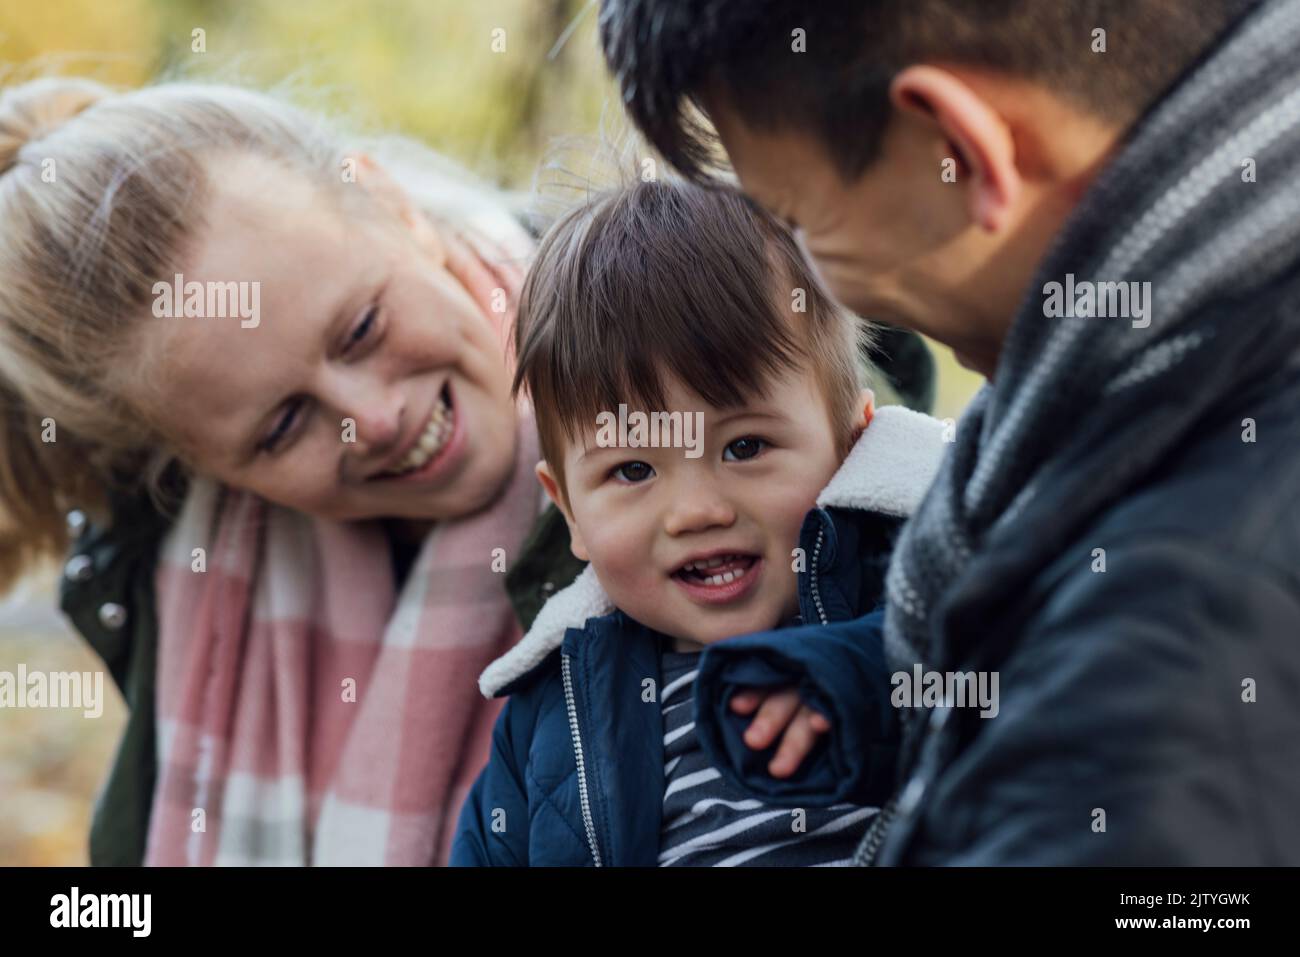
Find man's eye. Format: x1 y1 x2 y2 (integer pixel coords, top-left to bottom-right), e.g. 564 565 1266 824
612 461 654 483
259 398 305 453
344 305 379 351
723 437 766 461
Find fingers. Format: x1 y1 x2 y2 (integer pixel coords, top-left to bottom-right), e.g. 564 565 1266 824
732 688 833 780
441 232 493 306
768 706 831 779
458 229 527 304
743 689 802 750
442 230 524 331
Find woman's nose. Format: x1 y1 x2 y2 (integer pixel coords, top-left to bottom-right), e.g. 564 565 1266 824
663 482 736 537
337 383 405 456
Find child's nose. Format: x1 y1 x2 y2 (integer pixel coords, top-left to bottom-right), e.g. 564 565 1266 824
663 483 736 536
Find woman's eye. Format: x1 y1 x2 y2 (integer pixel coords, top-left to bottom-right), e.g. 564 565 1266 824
259 398 305 453
344 305 379 351
723 437 766 462
612 461 655 483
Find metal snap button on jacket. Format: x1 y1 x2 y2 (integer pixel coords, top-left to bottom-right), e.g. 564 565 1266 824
64 554 94 582
97 602 128 631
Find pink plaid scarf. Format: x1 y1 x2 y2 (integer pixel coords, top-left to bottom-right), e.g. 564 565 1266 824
147 419 540 866
146 230 539 865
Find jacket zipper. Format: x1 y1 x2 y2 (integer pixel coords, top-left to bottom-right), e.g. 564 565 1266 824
561 653 603 867
852 795 898 866
811 516 898 865
809 518 899 865
811 514 902 865
808 522 829 625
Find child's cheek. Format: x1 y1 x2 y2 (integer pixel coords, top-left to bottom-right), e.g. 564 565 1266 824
577 507 661 612
766 478 824 551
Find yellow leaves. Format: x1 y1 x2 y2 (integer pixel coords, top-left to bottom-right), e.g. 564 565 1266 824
0 0 155 87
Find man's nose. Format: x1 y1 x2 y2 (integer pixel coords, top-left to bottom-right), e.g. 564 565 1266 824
663 480 736 537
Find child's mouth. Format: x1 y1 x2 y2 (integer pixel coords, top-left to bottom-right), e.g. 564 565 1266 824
671 553 762 605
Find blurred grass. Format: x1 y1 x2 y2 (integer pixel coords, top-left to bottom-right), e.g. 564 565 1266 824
0 573 127 867
0 0 981 865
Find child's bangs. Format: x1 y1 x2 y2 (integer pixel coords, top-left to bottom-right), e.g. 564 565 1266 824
514 177 865 471
546 293 810 447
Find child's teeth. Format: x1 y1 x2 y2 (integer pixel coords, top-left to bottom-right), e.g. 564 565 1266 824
679 554 758 580
698 566 743 586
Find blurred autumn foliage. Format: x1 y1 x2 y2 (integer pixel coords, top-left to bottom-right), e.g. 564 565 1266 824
0 0 981 867
0 580 127 866
0 0 616 186
0 0 617 868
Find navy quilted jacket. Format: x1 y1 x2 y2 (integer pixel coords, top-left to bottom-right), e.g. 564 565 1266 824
450 407 945 865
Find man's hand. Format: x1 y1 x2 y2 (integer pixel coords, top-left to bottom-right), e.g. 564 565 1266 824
728 687 831 778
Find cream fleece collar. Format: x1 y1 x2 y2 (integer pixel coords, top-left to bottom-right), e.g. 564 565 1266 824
479 405 949 697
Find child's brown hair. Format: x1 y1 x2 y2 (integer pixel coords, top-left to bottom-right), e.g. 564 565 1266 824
512 177 870 501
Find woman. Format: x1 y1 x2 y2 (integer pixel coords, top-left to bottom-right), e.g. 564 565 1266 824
0 75 592 866
0 76 934 866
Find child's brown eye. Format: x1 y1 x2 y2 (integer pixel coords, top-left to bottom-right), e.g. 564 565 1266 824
613 461 654 483
723 437 765 461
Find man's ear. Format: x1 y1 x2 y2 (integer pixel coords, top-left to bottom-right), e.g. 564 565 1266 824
352 153 447 266
536 461 589 562
889 65 1021 233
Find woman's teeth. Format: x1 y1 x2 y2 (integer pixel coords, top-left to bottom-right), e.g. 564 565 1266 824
679 554 755 586
382 392 454 477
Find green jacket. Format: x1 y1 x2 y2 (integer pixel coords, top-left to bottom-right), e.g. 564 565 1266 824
60 328 934 866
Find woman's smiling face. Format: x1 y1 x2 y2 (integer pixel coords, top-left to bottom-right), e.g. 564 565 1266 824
131 154 520 522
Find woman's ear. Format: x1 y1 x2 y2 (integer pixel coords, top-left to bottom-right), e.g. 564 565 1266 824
889 65 1022 234
351 153 447 265
536 461 589 562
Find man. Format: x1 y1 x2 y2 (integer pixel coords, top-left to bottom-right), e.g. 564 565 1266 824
599 0 1300 863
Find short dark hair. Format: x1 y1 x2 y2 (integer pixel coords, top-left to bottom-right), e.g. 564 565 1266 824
513 178 867 498
599 0 1255 180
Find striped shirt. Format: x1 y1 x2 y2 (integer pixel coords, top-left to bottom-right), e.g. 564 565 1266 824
658 649 877 866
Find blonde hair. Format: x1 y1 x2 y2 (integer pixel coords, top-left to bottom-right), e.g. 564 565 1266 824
0 76 530 593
